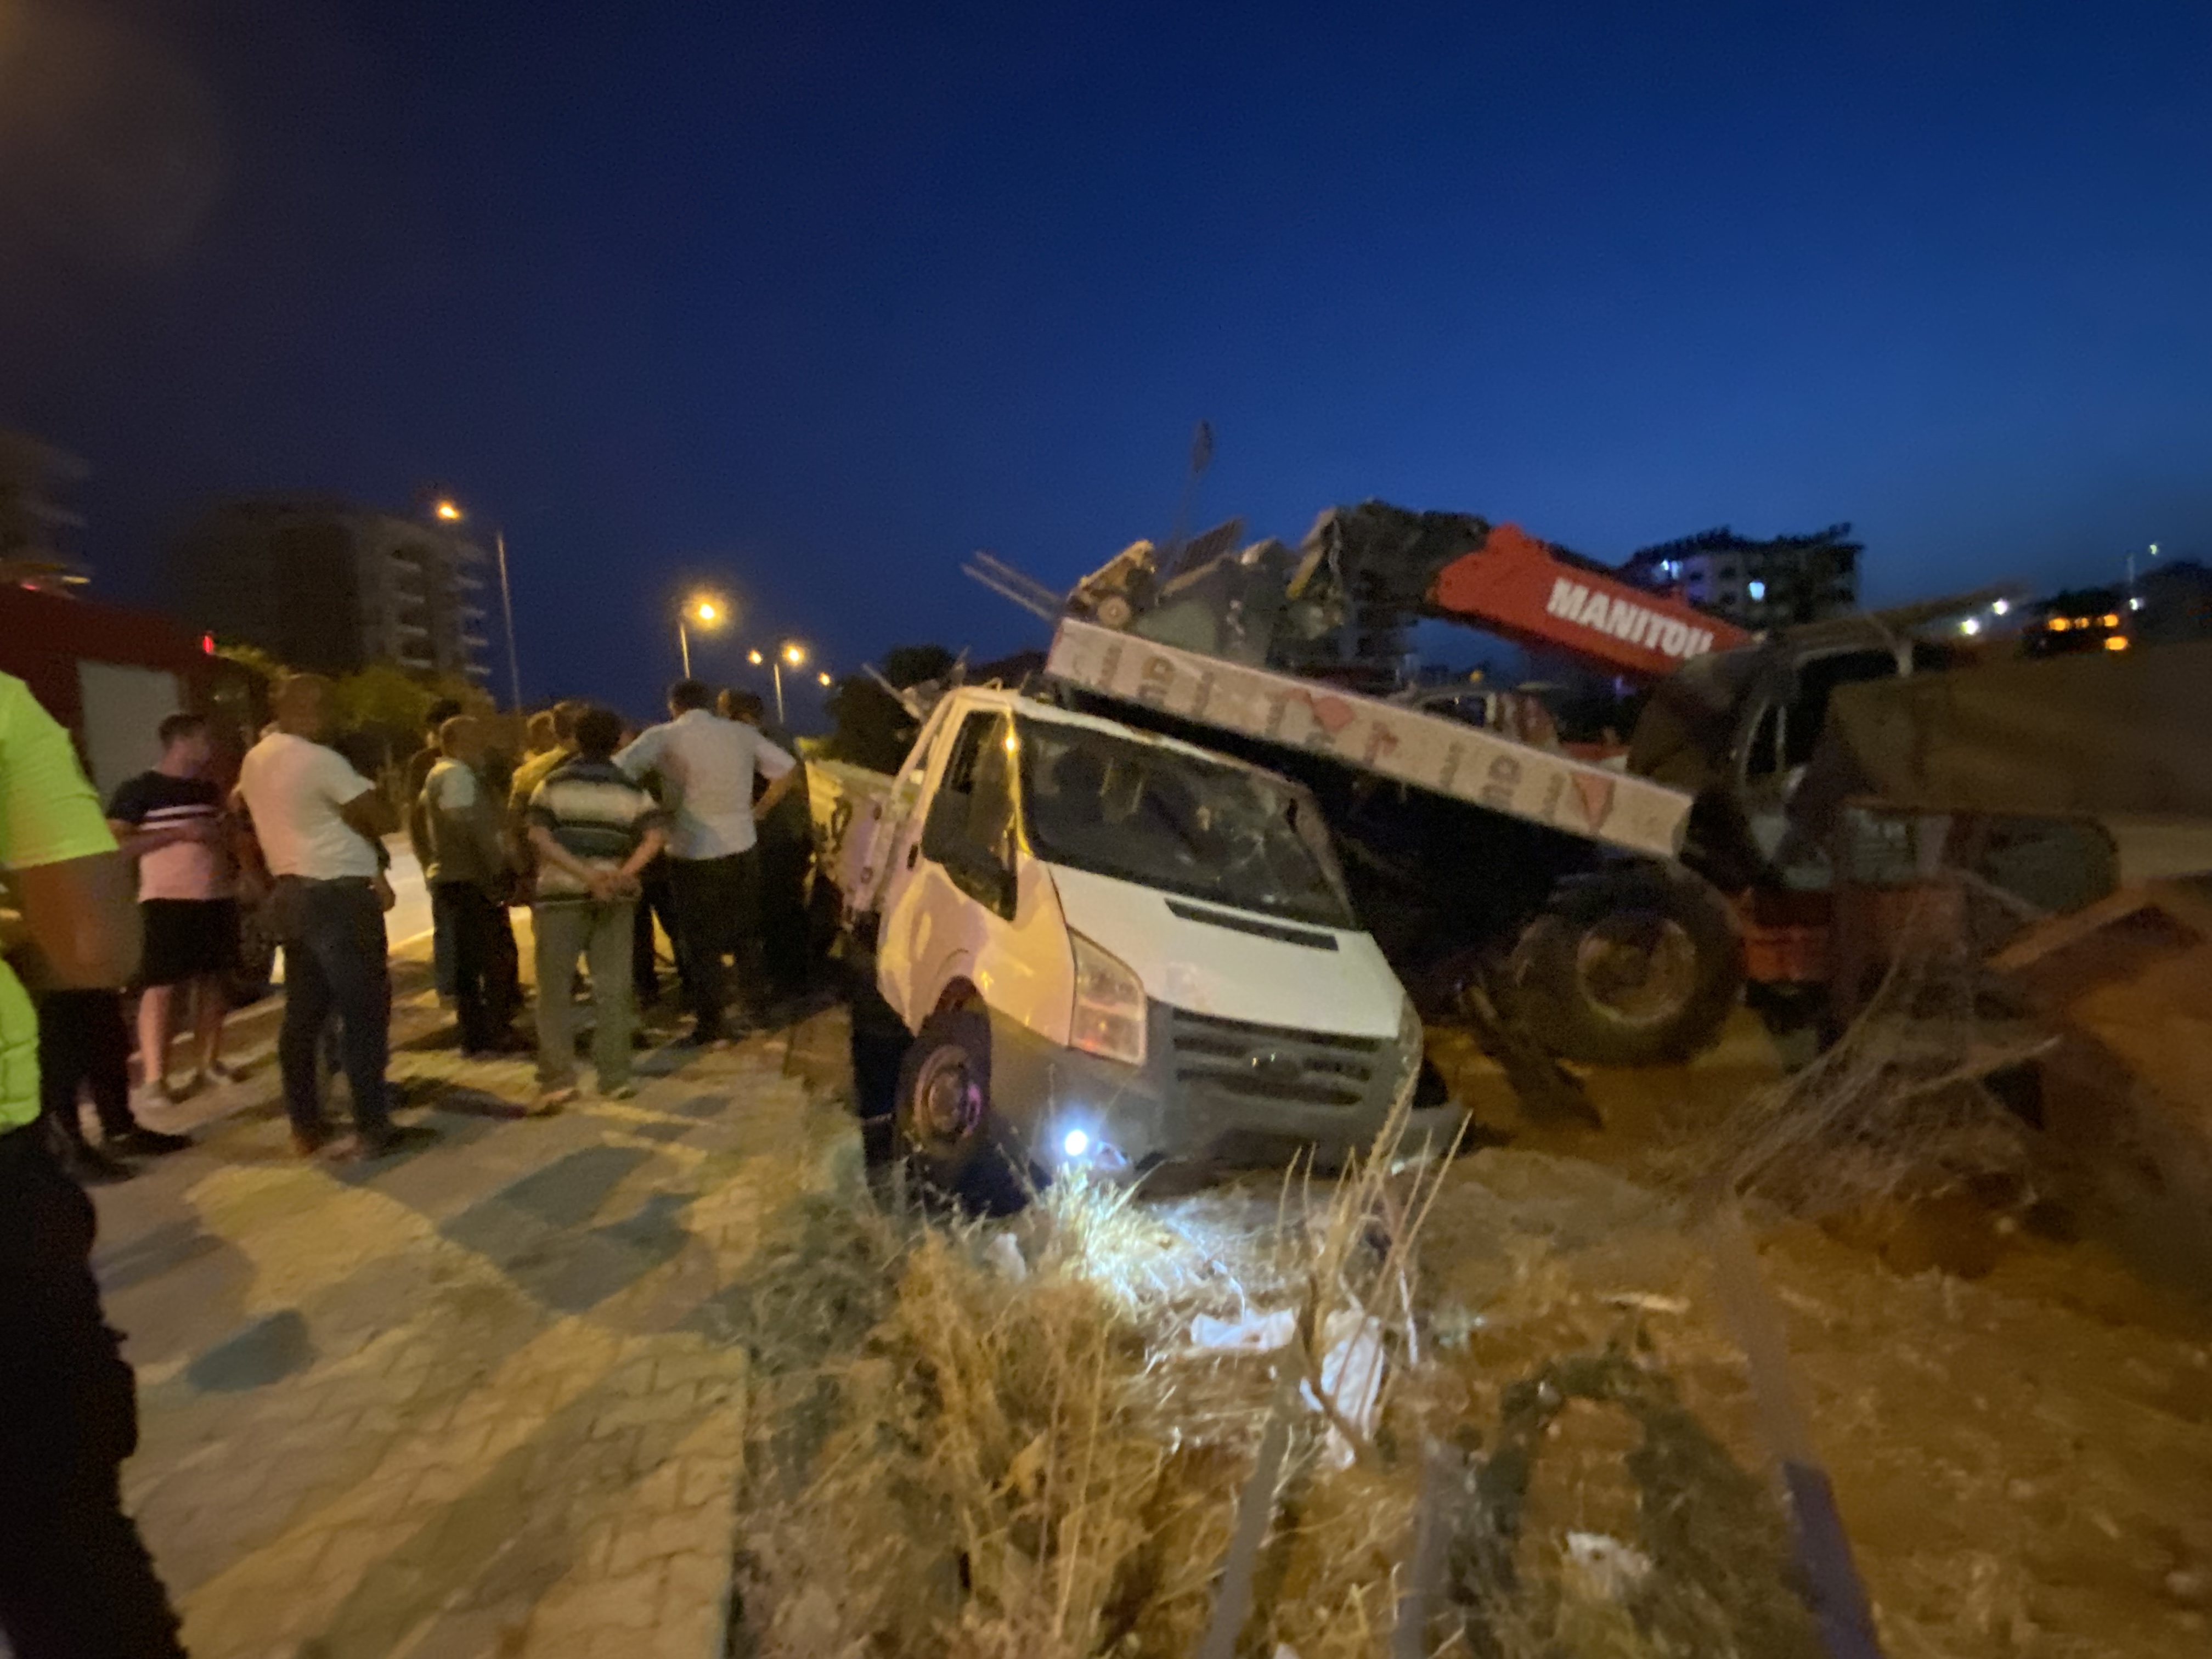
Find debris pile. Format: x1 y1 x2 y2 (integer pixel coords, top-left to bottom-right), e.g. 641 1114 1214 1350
1698 881 2047 1229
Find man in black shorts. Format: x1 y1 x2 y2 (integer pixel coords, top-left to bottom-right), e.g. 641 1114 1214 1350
106 711 239 1100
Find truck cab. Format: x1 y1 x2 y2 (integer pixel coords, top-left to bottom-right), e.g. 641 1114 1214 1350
834 686 1454 1195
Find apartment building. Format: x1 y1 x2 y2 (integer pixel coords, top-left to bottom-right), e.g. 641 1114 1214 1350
171 496 490 680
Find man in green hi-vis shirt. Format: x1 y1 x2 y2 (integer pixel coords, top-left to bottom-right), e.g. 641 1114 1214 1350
0 671 187 1657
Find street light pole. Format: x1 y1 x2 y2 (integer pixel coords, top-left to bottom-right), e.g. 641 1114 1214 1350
678 594 728 680
773 641 808 724
432 498 523 710
493 530 523 712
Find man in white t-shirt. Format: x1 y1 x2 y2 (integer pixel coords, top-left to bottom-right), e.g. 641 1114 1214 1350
235 676 432 1159
617 678 797 1043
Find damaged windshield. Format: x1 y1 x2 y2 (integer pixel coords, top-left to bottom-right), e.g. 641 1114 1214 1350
1015 716 1355 929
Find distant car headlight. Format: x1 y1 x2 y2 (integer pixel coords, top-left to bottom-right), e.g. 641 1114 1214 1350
1069 932 1147 1068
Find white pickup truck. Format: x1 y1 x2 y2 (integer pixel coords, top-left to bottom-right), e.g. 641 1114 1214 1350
820 685 1463 1197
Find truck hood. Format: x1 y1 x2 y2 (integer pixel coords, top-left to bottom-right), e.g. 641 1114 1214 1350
1046 864 1406 1040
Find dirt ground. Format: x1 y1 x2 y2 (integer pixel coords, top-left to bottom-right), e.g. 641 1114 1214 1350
1420 1010 2212 1659
733 1003 2212 1658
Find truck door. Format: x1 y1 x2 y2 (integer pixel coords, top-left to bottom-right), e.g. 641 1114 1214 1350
843 702 952 919
877 709 1021 1028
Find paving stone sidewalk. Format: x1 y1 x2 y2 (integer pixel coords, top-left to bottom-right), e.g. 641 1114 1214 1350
84 984 859 1659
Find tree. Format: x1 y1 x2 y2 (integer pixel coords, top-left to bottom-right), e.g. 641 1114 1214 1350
331 664 487 771
213 640 289 684
214 645 481 766
821 643 958 772
881 644 958 687
333 662 437 736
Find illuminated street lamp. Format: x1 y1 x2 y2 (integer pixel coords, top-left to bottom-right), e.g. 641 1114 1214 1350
678 592 730 678
431 498 521 710
768 640 808 724
747 649 763 666
816 671 832 687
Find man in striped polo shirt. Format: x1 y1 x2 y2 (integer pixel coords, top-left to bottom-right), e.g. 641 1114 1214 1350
525 707 669 1108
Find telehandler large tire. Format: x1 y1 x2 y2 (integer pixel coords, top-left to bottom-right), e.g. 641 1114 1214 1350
1505 865 1743 1067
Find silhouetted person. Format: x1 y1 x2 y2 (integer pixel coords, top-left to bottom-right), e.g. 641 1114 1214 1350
420 715 521 1056
36 987 191 1185
620 719 683 1008
405 696 465 1002
719 687 815 1001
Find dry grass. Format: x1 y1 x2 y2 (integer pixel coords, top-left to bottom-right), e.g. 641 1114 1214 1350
1688 882 2046 1222
726 1107 1805 1659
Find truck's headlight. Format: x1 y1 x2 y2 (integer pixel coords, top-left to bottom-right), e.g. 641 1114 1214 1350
1069 932 1147 1068
1392 995 1424 1106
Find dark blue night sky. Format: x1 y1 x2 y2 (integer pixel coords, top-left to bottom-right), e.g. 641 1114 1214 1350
4 0 2209 720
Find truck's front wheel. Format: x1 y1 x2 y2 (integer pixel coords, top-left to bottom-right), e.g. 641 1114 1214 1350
1506 866 1743 1067
894 1007 1026 1211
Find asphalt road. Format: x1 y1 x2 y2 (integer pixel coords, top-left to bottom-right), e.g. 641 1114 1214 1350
382 836 435 954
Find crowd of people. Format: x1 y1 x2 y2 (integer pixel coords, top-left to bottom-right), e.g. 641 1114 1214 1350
21 672 814 1173
249 672 809 1146
0 663 814 1654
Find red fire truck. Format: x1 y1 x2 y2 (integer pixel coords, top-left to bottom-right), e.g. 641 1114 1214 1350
0 584 253 796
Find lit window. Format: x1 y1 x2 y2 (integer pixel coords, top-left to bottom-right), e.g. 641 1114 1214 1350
1747 580 1767 601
